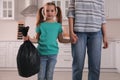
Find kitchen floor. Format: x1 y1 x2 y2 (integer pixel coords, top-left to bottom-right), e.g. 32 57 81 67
0 70 120 80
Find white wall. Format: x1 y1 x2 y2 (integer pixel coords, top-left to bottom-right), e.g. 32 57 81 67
1 16 120 41
25 17 36 38
106 19 120 40
0 20 18 41
0 19 120 41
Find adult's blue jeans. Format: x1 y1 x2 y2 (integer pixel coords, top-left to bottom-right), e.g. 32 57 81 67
72 31 102 80
38 54 57 80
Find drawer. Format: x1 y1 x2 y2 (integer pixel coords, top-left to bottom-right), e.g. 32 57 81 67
0 56 6 67
58 50 71 55
56 55 72 68
0 42 8 47
59 43 71 48
59 46 71 55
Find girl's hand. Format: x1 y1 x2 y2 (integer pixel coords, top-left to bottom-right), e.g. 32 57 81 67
70 32 78 44
23 36 29 41
103 37 108 49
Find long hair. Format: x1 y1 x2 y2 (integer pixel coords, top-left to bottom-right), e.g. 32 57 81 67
36 7 44 26
56 6 62 24
36 2 62 26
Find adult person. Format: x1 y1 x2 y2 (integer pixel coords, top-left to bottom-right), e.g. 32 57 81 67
67 0 108 80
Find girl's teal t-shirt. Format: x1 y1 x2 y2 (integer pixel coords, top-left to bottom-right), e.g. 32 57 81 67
36 22 62 55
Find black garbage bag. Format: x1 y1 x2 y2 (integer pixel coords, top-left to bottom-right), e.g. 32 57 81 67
20 26 29 36
17 26 40 77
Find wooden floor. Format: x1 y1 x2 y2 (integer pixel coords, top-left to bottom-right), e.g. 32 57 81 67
0 70 120 80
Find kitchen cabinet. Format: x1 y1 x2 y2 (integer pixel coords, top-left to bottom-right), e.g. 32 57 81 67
57 40 116 69
56 40 116 69
0 42 8 67
0 41 72 69
0 40 117 71
115 41 120 73
6 41 21 67
0 0 25 20
0 0 14 20
101 41 116 68
56 43 72 68
0 41 22 68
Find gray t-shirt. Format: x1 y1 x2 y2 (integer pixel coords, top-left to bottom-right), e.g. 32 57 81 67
67 0 106 32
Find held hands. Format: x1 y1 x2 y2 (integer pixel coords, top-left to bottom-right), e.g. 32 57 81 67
23 36 29 41
23 36 38 43
70 32 78 44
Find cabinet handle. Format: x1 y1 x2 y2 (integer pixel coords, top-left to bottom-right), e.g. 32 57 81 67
64 51 71 53
64 59 71 61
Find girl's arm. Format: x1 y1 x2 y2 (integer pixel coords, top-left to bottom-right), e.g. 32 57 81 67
68 17 78 44
58 33 71 43
23 33 40 43
101 23 108 49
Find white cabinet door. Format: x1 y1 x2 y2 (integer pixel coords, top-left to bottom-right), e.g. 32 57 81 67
56 43 72 68
84 41 116 68
56 55 72 68
6 42 22 67
0 42 8 67
101 41 116 68
58 43 71 56
0 41 116 69
0 41 22 68
115 41 120 73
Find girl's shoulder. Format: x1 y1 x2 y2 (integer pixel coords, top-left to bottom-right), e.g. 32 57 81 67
36 23 43 29
54 22 62 26
37 22 45 27
56 22 61 25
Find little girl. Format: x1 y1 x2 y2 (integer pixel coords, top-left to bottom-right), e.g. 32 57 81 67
24 2 70 80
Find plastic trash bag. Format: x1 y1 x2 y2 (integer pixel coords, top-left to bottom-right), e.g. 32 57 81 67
17 26 40 77
20 26 29 37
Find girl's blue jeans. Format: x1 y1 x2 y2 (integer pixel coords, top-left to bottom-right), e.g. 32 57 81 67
72 31 102 80
38 54 57 80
